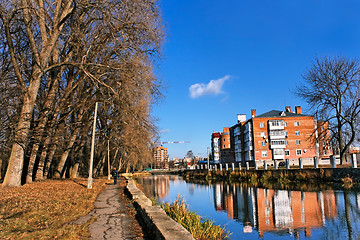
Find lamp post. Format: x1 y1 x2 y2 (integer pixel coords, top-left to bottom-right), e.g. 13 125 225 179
108 139 111 180
88 102 98 189
207 147 210 170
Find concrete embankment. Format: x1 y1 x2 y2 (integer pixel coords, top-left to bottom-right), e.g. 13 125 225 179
125 178 195 240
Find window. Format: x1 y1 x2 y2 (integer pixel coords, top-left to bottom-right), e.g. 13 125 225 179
296 140 301 145
285 140 288 145
294 121 300 126
270 129 285 136
296 149 302 155
271 140 286 145
262 151 267 157
260 122 265 128
261 141 266 146
269 120 284 127
295 131 300 136
260 132 266 137
324 150 327 155
285 150 290 156
284 122 287 127
273 149 284 155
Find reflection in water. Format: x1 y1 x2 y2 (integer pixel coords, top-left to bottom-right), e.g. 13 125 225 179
136 175 170 199
137 175 360 239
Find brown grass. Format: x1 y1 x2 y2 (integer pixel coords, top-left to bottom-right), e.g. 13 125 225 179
0 178 108 240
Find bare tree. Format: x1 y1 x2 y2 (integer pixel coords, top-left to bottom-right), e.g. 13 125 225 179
296 56 360 164
1 0 164 186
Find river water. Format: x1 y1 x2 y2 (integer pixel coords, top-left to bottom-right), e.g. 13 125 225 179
136 174 360 240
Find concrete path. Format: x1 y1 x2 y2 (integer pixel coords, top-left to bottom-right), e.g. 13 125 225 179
76 182 145 240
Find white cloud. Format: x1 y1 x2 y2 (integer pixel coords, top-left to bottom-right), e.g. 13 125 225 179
189 75 230 98
160 128 170 134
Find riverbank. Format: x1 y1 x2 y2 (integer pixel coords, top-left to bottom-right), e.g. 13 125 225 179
183 168 360 189
125 177 195 240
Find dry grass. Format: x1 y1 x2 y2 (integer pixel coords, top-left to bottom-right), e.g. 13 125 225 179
161 195 230 240
0 178 108 240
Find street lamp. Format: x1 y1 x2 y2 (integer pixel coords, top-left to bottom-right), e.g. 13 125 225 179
88 102 98 189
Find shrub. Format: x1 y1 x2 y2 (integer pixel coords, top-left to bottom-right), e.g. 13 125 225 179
342 176 353 188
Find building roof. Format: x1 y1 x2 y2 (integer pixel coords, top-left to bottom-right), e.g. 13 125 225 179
254 110 311 118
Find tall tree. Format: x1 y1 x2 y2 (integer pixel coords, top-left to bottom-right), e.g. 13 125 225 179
296 56 360 164
0 0 164 186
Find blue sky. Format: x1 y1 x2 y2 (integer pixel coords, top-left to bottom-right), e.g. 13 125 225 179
153 0 360 159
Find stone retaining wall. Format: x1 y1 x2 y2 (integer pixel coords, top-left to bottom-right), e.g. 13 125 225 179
125 178 195 240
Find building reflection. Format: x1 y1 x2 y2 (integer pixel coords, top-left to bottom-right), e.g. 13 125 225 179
213 183 339 238
136 175 170 199
137 176 360 239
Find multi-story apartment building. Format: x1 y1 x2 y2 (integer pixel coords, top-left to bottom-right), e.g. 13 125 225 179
241 106 332 165
220 127 235 163
153 146 168 169
233 114 247 162
316 120 333 158
211 132 221 163
215 106 332 166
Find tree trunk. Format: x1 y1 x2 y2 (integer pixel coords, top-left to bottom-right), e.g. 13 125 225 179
26 54 60 183
2 69 42 187
70 163 79 178
43 141 58 179
35 136 52 180
53 126 81 178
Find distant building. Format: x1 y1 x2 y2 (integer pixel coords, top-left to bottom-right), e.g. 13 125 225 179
220 127 235 163
211 132 221 163
153 146 168 169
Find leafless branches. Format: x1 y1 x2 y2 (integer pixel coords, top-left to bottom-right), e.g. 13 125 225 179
296 56 360 164
0 0 164 186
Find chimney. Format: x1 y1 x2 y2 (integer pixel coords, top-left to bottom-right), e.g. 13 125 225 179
295 106 302 114
251 109 256 118
237 114 246 123
285 106 291 112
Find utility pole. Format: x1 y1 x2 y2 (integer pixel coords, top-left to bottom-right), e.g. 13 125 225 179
207 147 210 169
88 102 98 189
108 140 111 180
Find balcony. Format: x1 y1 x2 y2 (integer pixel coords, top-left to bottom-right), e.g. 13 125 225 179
268 120 285 130
270 140 286 149
273 149 285 159
273 154 285 160
269 130 286 139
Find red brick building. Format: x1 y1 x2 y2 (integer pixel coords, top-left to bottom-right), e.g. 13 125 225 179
227 106 332 166
220 127 235 163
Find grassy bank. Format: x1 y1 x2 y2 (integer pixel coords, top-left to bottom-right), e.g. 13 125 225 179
184 168 360 190
0 178 108 239
161 195 229 240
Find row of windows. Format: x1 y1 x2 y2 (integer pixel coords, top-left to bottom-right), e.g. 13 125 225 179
261 149 303 157
260 121 300 128
261 130 301 136
260 140 302 146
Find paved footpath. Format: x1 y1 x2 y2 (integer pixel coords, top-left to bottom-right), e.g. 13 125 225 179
75 180 145 240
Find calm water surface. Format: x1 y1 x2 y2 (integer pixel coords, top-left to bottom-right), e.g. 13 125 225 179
136 175 360 240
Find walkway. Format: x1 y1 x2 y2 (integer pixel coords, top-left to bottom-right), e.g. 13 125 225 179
75 178 146 239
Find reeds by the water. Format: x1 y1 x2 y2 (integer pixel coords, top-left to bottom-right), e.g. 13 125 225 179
161 195 230 240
